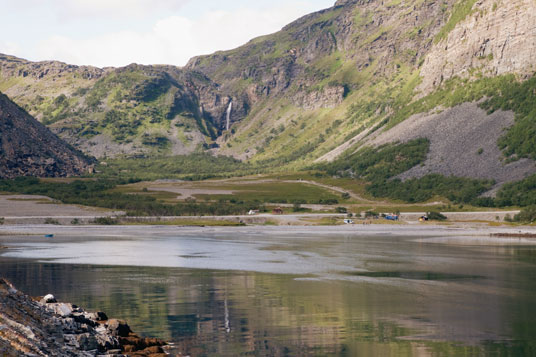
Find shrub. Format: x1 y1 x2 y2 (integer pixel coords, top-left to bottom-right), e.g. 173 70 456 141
336 207 348 213
44 218 60 225
496 174 536 207
364 211 378 218
0 217 4 225
92 217 119 225
513 206 536 223
427 211 447 221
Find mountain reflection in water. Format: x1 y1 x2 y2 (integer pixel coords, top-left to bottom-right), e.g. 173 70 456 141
1 232 536 356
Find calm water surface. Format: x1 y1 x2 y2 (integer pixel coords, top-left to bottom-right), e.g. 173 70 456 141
1 230 536 356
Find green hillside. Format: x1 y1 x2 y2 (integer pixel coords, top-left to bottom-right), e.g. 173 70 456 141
1 0 536 204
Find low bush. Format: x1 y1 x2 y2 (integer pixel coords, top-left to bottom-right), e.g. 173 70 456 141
513 205 536 223
427 211 447 221
92 217 119 225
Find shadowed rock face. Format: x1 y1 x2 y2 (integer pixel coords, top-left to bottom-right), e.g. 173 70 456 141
0 92 93 179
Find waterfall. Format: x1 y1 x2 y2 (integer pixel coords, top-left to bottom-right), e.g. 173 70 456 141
226 100 233 131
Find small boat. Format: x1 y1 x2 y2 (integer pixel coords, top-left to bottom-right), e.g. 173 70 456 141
44 234 54 238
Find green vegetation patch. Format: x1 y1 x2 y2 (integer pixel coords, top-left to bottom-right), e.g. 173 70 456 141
368 175 494 204
319 139 492 204
494 174 536 207
96 154 252 181
481 76 536 160
193 181 340 205
435 0 478 43
322 139 430 181
0 177 263 217
512 205 536 223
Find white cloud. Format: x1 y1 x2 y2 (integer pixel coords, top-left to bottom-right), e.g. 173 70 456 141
34 2 323 67
0 41 22 56
8 0 191 20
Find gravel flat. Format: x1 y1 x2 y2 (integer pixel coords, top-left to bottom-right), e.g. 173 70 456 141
0 195 119 219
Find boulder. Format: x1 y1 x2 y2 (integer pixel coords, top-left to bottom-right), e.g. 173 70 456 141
75 333 99 351
52 303 73 317
40 293 57 304
106 319 132 337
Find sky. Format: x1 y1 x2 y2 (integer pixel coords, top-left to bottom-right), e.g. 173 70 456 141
1 0 334 68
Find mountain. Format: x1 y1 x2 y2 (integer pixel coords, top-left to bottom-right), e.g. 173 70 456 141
0 54 239 158
0 92 93 179
1 0 536 190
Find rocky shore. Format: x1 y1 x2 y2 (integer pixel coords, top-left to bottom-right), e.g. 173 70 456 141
0 279 169 356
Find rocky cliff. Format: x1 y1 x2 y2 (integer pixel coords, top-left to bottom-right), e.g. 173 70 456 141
419 0 536 94
0 92 93 178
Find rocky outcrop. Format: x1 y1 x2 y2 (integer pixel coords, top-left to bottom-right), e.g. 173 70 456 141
419 0 536 94
0 278 167 356
0 92 93 178
0 53 105 81
293 86 346 110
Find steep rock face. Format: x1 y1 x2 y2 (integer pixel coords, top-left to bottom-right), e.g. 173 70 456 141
419 0 536 94
0 92 93 178
186 0 455 160
293 86 346 110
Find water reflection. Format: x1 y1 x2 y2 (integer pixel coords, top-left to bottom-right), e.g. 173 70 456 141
1 233 536 355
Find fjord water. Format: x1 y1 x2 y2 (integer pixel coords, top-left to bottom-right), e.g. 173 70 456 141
1 230 536 356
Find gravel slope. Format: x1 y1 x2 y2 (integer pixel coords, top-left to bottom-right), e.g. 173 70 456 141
364 103 536 191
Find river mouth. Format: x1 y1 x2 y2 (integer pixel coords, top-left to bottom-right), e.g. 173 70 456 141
1 227 536 356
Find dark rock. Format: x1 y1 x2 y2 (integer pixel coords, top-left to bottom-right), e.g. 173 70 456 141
0 92 94 179
75 333 99 351
72 313 98 327
106 319 132 337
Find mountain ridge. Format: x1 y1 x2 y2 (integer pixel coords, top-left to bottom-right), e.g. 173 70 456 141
1 0 536 193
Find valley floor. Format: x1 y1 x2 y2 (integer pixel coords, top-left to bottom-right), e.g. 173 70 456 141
0 190 522 227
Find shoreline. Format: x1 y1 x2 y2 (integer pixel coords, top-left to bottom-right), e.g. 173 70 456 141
1 223 536 241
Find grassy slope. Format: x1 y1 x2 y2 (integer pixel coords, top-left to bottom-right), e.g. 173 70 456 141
0 63 217 156
211 0 433 169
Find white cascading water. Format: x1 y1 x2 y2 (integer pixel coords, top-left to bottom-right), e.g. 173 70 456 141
226 100 233 131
